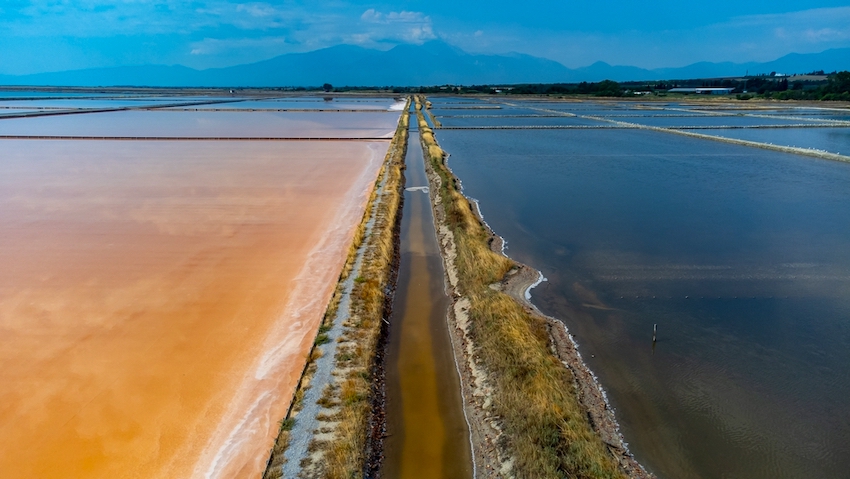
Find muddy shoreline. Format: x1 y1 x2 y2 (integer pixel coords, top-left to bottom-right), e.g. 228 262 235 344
421 127 653 477
498 266 651 478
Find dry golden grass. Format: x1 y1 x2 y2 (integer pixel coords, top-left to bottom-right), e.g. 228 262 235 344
262 102 410 479
421 100 442 128
414 96 625 479
321 107 407 479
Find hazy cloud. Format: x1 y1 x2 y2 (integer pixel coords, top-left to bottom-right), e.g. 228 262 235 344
725 6 850 44
3 1 310 36
189 36 291 55
457 5 850 69
356 9 436 44
236 3 280 17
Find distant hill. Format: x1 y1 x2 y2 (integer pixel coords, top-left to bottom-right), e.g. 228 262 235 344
586 49 850 82
0 41 846 87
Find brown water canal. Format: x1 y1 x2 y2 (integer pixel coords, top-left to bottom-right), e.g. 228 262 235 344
383 115 473 479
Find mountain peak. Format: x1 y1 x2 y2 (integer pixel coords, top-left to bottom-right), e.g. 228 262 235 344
0 45 845 87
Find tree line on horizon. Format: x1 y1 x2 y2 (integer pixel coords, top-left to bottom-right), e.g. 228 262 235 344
369 71 849 100
247 71 849 100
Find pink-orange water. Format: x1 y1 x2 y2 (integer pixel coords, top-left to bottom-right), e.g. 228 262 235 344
0 139 387 478
0 110 399 138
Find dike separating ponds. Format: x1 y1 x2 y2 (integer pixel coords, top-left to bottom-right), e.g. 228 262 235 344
415 96 651 479
576 114 850 164
262 102 409 479
261 95 847 479
438 99 850 164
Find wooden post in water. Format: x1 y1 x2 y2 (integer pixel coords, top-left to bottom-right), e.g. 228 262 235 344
651 323 658 355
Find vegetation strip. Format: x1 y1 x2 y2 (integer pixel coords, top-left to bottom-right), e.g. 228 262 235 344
423 99 442 128
414 96 650 479
277 138 393 476
262 100 409 479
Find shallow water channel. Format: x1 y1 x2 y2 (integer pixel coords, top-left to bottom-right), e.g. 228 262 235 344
383 116 473 478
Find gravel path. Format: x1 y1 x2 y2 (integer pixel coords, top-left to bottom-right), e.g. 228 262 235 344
278 156 392 478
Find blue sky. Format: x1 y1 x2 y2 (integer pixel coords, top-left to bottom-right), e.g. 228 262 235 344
1 1 848 75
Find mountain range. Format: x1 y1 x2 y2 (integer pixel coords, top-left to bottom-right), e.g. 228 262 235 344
0 41 847 87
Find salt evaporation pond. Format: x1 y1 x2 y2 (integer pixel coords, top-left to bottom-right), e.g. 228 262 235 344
440 115 606 128
0 99 205 109
170 98 403 110
0 91 123 98
0 110 399 138
0 108 46 116
436 107 551 117
432 100 850 479
0 99 394 478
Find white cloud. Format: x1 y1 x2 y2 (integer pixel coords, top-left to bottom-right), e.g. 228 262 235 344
236 3 279 17
356 8 436 44
359 8 381 23
724 6 850 44
801 28 849 43
2 1 311 37
452 5 850 69
189 36 290 55
361 9 429 25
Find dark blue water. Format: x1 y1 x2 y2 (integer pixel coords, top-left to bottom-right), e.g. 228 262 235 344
440 116 605 127
435 124 850 479
619 115 832 127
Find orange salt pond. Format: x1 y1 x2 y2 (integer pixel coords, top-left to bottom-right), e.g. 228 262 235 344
0 139 387 478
